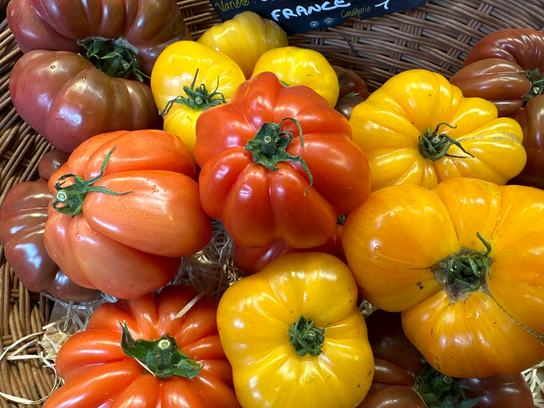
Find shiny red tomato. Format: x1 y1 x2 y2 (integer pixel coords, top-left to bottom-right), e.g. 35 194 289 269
509 94 544 186
332 65 370 120
359 310 534 408
44 129 212 299
7 0 192 152
42 284 241 408
195 71 371 249
0 177 100 302
233 222 345 275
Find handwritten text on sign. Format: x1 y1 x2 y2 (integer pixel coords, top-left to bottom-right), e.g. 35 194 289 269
211 0 429 34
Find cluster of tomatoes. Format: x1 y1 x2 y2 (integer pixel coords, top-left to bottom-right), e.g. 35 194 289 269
0 0 543 407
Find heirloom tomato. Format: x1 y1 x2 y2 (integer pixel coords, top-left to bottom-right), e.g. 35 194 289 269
349 69 526 191
197 11 289 79
359 310 534 408
252 46 340 107
7 0 191 74
44 129 212 299
342 177 544 378
0 151 100 302
7 0 191 152
450 28 544 118
10 50 163 152
509 94 544 186
195 71 371 249
233 222 345 275
332 65 371 120
42 284 241 408
217 252 374 408
150 41 246 160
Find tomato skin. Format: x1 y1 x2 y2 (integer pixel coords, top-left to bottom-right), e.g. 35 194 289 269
233 223 345 275
509 94 544 186
9 50 162 152
449 58 530 117
38 150 71 180
332 65 371 120
42 284 240 408
217 252 375 408
0 178 100 302
463 28 544 72
44 129 212 299
195 71 371 249
349 69 526 191
6 0 192 75
358 310 534 408
252 46 340 107
342 178 544 378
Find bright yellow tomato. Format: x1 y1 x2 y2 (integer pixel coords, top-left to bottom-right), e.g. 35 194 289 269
197 11 289 79
217 252 374 408
150 41 246 159
342 177 544 378
349 69 527 191
252 46 340 107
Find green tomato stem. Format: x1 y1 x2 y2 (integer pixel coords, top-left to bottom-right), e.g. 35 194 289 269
120 322 203 380
418 122 473 161
288 315 328 357
245 118 314 194
51 146 132 216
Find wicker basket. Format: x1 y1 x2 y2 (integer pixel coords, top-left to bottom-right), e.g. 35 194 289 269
0 0 543 406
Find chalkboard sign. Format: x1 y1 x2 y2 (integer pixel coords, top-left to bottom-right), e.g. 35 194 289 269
211 0 429 35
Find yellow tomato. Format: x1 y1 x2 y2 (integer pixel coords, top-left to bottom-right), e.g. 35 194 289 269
197 11 289 79
217 252 374 408
150 41 246 159
342 177 544 378
252 46 340 107
349 69 527 191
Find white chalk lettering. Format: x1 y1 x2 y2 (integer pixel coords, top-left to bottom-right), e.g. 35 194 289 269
271 0 351 20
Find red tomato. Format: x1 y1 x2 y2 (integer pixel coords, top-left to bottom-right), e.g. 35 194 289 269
195 71 371 249
6 0 191 75
359 310 534 408
44 129 212 299
42 284 241 408
0 178 100 302
233 223 345 275
332 65 371 120
9 50 163 152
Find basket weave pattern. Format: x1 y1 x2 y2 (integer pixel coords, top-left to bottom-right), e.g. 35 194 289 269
0 0 543 406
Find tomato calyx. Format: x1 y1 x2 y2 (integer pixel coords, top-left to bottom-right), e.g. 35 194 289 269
51 146 133 216
523 68 544 103
245 118 314 193
160 69 227 116
119 322 203 380
288 315 328 357
432 233 493 299
418 122 474 161
78 37 146 81
415 363 479 408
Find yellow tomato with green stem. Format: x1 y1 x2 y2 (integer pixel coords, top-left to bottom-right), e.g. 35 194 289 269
342 177 544 379
197 11 289 79
349 69 526 191
217 252 374 408
252 46 340 107
150 41 246 160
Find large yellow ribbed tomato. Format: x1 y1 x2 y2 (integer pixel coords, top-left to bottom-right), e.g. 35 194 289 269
217 252 374 408
342 177 544 379
252 46 340 107
150 41 245 160
197 11 288 79
349 69 527 191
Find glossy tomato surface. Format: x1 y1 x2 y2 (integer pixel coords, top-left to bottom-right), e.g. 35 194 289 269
195 71 371 249
44 129 212 299
43 284 241 408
